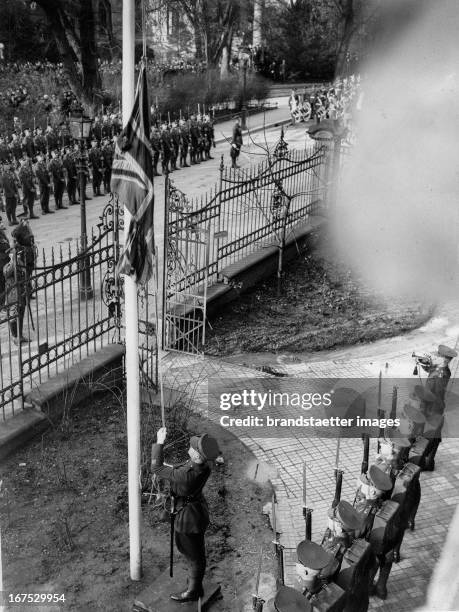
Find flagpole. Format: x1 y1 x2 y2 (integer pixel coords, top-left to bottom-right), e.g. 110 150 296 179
123 0 142 581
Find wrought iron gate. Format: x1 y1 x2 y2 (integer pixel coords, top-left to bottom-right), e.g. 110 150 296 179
163 175 209 354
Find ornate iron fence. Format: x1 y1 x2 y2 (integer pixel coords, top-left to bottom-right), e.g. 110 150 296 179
0 201 124 420
165 135 328 298
0 133 332 419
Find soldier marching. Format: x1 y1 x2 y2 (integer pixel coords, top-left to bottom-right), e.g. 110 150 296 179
260 343 458 611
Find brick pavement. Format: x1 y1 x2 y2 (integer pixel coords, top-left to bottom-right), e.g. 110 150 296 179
159 303 459 611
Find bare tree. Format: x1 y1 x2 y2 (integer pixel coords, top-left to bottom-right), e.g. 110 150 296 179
23 0 108 113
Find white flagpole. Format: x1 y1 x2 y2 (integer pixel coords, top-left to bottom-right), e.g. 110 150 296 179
0 527 4 612
123 0 142 581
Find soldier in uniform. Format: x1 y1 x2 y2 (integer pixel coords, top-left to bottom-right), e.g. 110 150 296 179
34 153 54 215
421 344 457 409
179 119 190 167
151 427 219 602
45 125 58 155
201 115 214 160
354 465 398 600
101 138 114 195
295 538 352 611
9 134 23 163
18 158 38 219
160 124 173 174
230 116 243 169
323 501 377 612
34 127 47 155
196 115 204 163
22 128 35 160
150 126 162 176
12 219 36 301
170 121 181 171
48 149 67 209
88 140 103 196
418 345 457 470
0 216 10 307
62 146 78 205
0 163 20 225
3 248 28 344
189 116 201 165
0 136 11 166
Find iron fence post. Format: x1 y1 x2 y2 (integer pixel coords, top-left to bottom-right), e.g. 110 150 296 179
78 140 94 300
12 242 24 408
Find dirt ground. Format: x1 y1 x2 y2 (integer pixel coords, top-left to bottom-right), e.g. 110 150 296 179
1 394 275 611
205 231 433 356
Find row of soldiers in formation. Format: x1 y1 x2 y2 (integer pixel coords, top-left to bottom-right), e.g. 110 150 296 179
0 119 122 165
146 345 456 609
265 344 456 612
149 115 216 175
0 140 115 225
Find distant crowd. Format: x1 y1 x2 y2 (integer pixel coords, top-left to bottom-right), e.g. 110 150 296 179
288 75 362 126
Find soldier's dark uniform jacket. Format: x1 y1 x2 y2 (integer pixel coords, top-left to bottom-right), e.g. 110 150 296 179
45 130 57 153
18 164 35 193
34 133 47 155
35 160 51 189
0 168 19 199
151 443 210 533
0 140 10 164
22 133 35 159
10 138 23 162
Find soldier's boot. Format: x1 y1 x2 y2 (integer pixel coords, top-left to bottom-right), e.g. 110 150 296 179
28 203 39 219
57 194 67 210
182 154 189 167
170 577 203 603
407 496 420 532
424 439 440 471
372 557 392 600
9 213 19 226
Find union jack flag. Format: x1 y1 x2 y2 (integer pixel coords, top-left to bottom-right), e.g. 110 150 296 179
111 63 154 283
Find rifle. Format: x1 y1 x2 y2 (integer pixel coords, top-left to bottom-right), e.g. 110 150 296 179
170 495 176 577
361 434 370 476
302 461 313 541
390 386 398 423
272 492 284 588
377 371 384 453
332 437 343 509
252 546 265 611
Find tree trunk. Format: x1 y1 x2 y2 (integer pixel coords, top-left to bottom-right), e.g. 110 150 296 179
335 0 356 77
35 0 102 114
253 0 264 47
220 45 230 78
194 27 204 60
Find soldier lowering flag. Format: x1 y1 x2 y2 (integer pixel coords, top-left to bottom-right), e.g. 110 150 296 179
111 61 155 284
